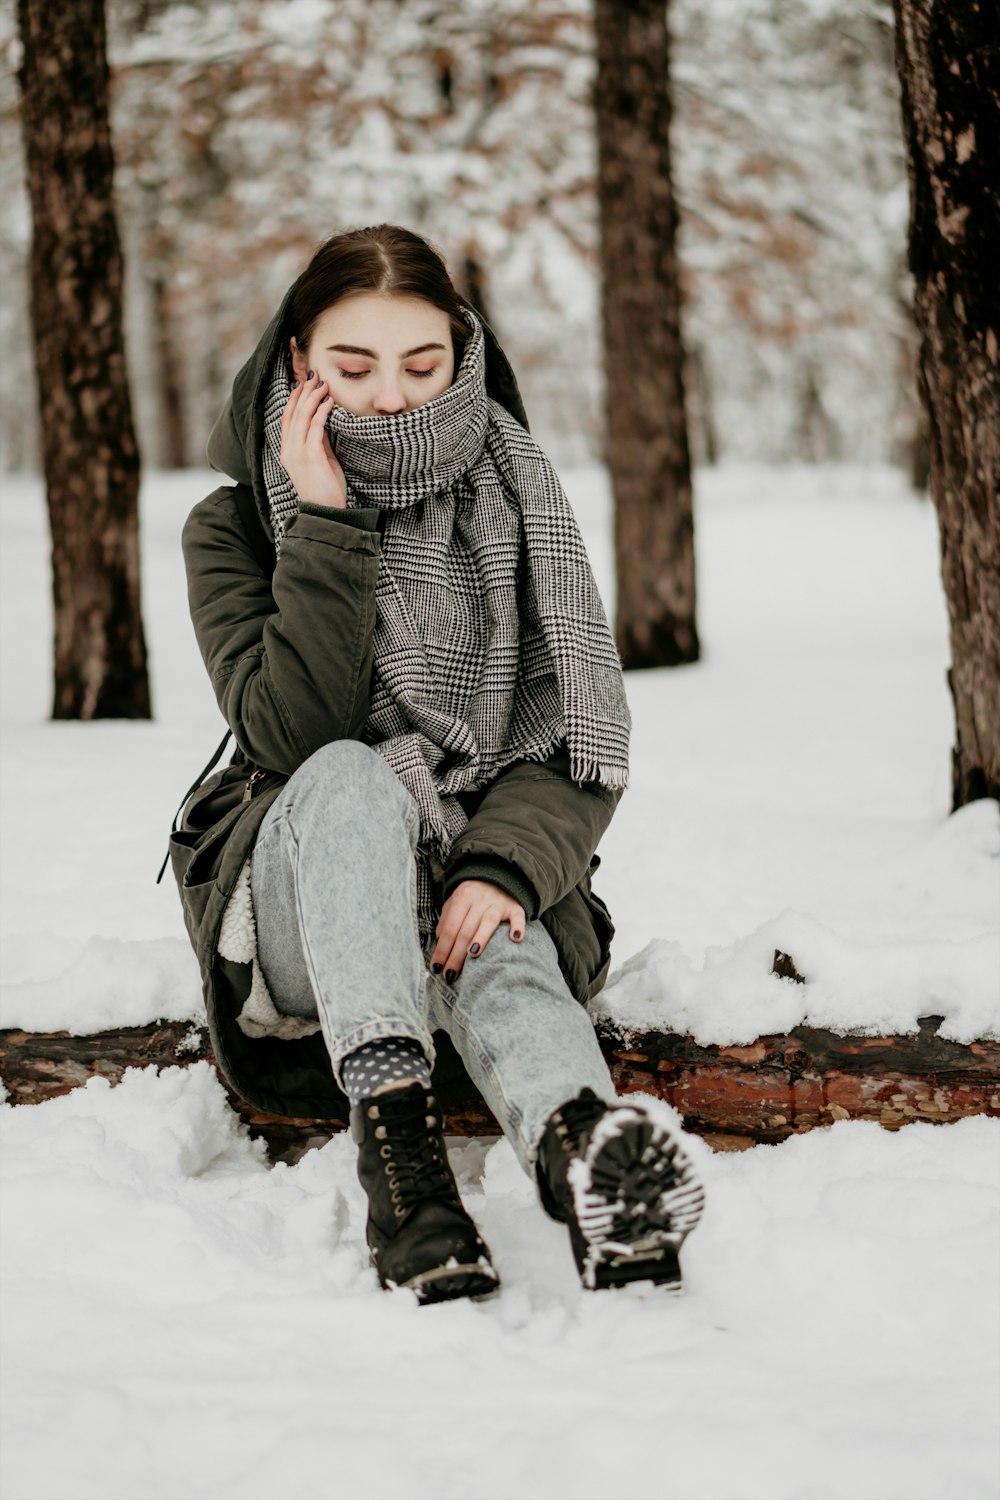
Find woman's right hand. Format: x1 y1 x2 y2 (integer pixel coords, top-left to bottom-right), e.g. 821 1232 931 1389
279 373 347 509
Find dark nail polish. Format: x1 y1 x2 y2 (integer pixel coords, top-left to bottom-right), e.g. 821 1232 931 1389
469 943 481 956
291 378 300 389
307 369 314 380
512 930 523 941
445 969 456 984
432 962 443 975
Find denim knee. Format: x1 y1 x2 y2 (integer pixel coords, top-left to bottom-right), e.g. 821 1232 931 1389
279 740 417 839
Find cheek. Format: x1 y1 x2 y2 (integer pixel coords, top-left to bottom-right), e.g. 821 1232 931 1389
420 365 455 403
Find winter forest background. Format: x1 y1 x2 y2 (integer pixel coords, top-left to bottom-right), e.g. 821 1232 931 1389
3 2 999 1497
0 0 921 477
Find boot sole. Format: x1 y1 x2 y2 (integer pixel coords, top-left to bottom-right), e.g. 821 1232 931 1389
568 1105 705 1291
390 1260 501 1305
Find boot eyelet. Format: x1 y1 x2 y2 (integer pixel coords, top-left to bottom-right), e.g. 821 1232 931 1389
367 1105 380 1120
390 1189 402 1204
394 1205 406 1219
384 1161 396 1177
379 1144 392 1159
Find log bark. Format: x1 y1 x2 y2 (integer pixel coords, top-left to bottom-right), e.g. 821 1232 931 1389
3 1016 995 1163
892 0 1000 806
16 0 151 719
593 0 698 670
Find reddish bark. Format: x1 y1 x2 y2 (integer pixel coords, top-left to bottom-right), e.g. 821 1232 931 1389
2 1015 995 1163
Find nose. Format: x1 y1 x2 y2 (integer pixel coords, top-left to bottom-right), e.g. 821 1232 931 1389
372 378 407 415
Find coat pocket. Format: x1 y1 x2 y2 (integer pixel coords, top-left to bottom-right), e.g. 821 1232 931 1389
169 801 246 949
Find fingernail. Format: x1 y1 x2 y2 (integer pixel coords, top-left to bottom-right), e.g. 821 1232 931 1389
307 369 314 380
291 379 300 389
445 969 456 984
432 962 443 975
469 943 480 956
512 930 523 941
316 379 325 388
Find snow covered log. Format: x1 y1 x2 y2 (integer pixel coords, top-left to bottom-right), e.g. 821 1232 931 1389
2 1016 996 1161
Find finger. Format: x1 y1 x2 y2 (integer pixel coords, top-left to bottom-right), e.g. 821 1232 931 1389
287 372 322 419
285 387 330 459
307 391 333 438
440 907 490 981
297 375 327 418
465 910 504 961
430 895 473 977
508 908 526 943
281 381 303 425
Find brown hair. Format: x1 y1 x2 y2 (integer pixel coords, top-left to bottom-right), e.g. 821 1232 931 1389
288 224 470 362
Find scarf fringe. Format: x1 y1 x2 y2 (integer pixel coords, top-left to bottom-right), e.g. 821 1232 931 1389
571 759 630 791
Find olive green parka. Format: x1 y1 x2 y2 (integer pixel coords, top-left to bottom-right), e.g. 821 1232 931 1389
169 287 622 1120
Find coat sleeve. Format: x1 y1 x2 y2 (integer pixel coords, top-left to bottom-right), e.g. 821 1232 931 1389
441 752 622 918
182 486 379 774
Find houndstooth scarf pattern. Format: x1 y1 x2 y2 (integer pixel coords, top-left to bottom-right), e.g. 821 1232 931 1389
261 312 630 935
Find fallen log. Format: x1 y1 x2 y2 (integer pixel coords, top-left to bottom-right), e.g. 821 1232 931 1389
2 1013 996 1162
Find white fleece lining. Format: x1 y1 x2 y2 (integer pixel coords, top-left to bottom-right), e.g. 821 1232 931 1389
218 860 322 1042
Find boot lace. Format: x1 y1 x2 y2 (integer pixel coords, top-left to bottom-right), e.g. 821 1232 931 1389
375 1089 455 1215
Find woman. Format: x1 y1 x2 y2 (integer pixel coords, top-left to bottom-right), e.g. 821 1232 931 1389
169 224 704 1305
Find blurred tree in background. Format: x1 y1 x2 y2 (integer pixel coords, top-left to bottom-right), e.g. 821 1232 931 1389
892 0 999 807
595 0 697 670
16 0 150 720
0 0 916 476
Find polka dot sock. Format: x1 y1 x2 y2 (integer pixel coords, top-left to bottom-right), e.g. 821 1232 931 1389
340 1036 432 1107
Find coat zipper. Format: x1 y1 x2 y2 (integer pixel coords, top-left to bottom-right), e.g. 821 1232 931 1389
242 769 267 804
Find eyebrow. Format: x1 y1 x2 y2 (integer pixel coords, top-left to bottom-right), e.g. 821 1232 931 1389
326 342 447 359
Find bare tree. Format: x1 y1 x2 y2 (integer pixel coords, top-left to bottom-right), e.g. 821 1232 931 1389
892 0 999 806
594 0 698 669
17 0 150 718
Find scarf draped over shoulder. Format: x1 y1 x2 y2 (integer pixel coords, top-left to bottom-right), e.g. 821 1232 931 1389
261 311 630 935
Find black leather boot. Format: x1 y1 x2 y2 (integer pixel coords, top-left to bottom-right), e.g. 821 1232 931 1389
536 1088 705 1291
350 1081 499 1304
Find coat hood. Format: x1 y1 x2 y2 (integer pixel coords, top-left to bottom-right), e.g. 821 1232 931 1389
206 283 530 536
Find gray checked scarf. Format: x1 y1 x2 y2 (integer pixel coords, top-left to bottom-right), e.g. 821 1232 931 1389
261 311 630 936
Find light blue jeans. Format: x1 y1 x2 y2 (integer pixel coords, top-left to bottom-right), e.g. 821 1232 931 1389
249 741 616 1173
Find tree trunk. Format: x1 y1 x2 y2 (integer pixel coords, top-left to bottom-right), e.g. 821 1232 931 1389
593 0 698 670
17 0 151 720
151 276 188 470
892 0 1000 806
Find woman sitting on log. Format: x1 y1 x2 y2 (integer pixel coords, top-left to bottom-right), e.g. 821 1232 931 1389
169 224 705 1304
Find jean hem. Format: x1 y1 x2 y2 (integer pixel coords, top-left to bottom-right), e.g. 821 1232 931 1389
325 1018 438 1088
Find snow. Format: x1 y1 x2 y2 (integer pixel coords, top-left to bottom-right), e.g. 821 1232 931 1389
1 463 996 1043
2 463 998 1498
2 1065 997 1500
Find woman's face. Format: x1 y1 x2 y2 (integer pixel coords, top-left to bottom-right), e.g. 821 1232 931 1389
290 292 456 416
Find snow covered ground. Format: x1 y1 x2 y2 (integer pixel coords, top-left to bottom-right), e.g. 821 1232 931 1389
2 464 998 1500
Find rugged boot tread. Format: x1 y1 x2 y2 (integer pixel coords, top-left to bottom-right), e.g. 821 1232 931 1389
571 1109 705 1289
538 1090 705 1292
